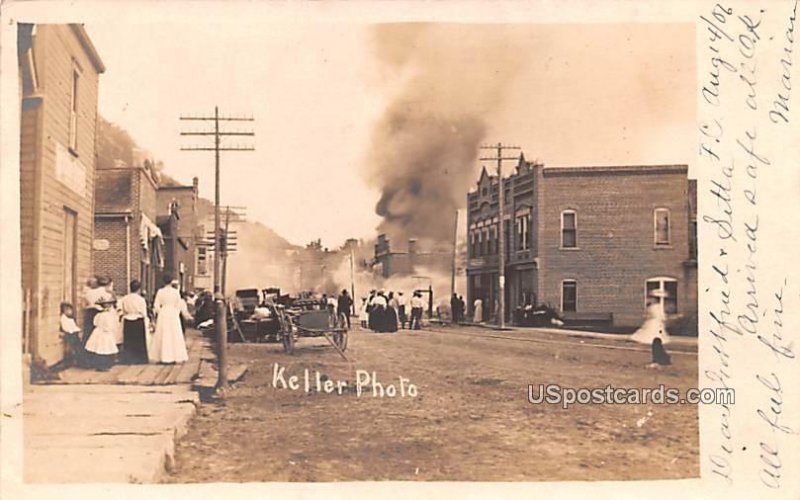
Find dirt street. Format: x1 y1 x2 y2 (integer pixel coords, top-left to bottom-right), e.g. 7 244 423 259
166 325 699 482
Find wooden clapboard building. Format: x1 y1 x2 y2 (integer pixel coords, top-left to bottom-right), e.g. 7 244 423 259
18 24 105 366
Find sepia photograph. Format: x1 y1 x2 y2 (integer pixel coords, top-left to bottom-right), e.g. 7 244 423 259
1 1 798 498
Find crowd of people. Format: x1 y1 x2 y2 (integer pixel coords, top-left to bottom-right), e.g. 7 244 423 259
449 293 467 323
358 289 427 333
59 275 193 371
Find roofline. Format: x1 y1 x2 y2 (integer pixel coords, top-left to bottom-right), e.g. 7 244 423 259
97 164 160 189
158 185 195 191
95 211 133 218
70 24 105 74
543 164 688 177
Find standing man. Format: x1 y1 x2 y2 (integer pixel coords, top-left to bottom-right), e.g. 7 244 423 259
450 293 460 324
396 291 408 329
410 291 425 330
337 289 353 329
366 290 377 331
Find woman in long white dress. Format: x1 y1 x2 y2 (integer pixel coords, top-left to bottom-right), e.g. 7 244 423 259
630 291 671 345
473 298 483 323
149 278 189 364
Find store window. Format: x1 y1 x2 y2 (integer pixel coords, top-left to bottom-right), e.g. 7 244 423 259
645 277 678 314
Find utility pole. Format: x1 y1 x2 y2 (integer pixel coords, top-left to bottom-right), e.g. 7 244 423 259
480 142 520 330
349 242 356 316
219 205 245 298
180 107 254 391
450 209 458 301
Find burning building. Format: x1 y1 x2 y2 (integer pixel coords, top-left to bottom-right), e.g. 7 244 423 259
373 235 451 279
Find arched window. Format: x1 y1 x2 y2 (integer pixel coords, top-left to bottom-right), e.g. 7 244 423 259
469 223 477 257
516 208 530 251
477 221 484 256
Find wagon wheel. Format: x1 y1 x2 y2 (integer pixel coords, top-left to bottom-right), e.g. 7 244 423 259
327 310 338 329
334 313 349 351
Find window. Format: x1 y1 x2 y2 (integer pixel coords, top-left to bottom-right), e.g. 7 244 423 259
646 277 678 314
561 210 577 248
689 219 697 259
516 213 530 250
562 280 577 312
197 246 208 275
504 219 511 257
69 66 80 152
491 220 498 255
469 224 478 257
654 208 670 246
477 223 484 256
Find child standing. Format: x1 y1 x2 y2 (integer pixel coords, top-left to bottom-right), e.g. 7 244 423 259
84 296 119 371
59 302 84 367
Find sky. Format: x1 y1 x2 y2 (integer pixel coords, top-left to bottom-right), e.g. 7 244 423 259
85 22 695 248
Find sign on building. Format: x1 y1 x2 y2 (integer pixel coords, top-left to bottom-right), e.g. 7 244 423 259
55 141 86 196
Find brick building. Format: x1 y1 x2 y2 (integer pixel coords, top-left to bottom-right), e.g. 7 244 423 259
194 218 212 291
93 161 164 302
466 155 697 330
18 24 105 366
157 179 199 293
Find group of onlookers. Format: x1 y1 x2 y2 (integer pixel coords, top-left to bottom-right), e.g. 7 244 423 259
360 290 426 332
449 293 467 323
59 275 193 371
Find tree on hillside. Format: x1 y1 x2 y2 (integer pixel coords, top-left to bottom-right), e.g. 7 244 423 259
96 116 137 169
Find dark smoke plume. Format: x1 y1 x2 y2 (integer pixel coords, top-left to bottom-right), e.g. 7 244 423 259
366 24 527 245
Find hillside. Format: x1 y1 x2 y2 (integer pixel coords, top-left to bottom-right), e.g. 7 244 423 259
97 116 302 292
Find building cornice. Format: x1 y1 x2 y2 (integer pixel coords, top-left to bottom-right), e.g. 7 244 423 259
69 24 106 74
543 164 688 177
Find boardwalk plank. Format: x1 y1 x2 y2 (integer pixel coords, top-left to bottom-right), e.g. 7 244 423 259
117 364 150 385
137 364 169 386
153 364 178 385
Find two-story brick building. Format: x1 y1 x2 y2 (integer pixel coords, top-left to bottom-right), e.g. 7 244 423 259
93 161 164 302
466 155 697 331
18 24 105 366
156 178 199 293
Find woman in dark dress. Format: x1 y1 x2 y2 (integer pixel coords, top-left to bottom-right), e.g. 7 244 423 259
386 292 399 333
651 338 672 365
119 280 150 364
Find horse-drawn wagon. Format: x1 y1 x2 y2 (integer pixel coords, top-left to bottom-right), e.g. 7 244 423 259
277 299 349 358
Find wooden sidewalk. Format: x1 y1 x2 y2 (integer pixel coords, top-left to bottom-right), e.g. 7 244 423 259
45 329 213 386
